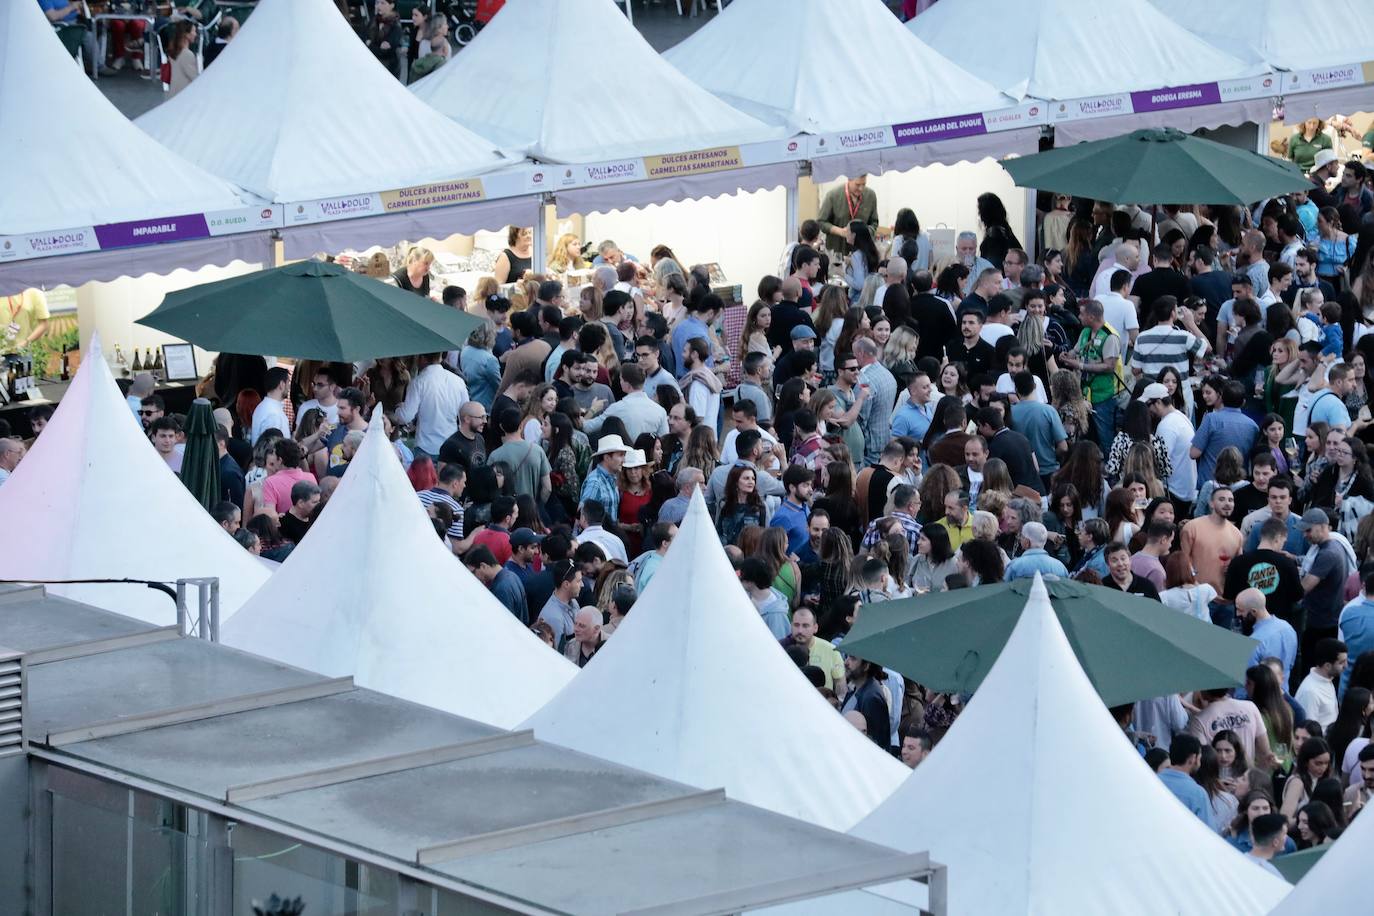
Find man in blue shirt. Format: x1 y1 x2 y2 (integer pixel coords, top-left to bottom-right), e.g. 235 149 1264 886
1190 379 1258 484
39 1 102 77
1236 588 1297 687
890 371 935 443
1157 735 1211 824
1009 373 1068 491
769 465 813 556
1004 523 1069 581
669 295 721 379
1339 572 1374 697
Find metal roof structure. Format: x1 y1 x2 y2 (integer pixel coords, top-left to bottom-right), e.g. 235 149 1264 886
0 584 943 915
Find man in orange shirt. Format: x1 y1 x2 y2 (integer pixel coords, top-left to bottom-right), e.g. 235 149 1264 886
1179 485 1244 630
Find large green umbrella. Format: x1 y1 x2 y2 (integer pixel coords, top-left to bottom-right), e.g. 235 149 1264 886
839 577 1256 707
1001 128 1311 205
139 261 482 362
179 397 220 511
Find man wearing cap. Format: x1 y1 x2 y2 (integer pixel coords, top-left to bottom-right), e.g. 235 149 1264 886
1142 382 1196 513
503 527 544 590
583 363 668 442
580 434 629 520
1299 507 1351 680
771 324 819 391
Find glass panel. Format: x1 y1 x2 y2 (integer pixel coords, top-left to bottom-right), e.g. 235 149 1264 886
231 823 394 916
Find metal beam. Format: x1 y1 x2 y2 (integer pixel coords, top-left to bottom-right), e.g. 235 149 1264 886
619 852 938 916
225 730 537 804
417 788 727 865
22 626 180 666
44 677 354 747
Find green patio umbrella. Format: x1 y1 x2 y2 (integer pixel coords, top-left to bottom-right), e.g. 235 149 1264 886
1001 128 1311 204
138 260 482 362
839 577 1256 707
179 397 220 511
1272 846 1326 884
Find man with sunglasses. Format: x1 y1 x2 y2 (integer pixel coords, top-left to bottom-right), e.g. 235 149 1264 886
139 395 166 432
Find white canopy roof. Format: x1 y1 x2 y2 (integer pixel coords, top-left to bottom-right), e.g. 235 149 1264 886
908 0 1262 101
411 0 780 163
1150 0 1374 72
850 576 1290 914
0 0 247 235
664 0 1008 134
1269 785 1371 914
222 412 575 729
521 491 908 832
0 337 268 624
136 0 507 202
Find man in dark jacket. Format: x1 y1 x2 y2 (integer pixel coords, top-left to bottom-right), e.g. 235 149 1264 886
910 269 957 363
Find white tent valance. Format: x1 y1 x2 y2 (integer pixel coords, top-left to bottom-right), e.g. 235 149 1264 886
280 195 542 260
554 162 798 216
810 126 1042 183
1053 98 1275 145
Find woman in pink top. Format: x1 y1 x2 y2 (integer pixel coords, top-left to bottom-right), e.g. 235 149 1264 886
260 440 317 515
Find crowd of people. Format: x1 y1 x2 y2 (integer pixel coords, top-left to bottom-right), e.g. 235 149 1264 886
9 105 1374 855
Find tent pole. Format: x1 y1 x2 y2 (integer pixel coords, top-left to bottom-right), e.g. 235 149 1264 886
785 168 801 243
532 195 549 274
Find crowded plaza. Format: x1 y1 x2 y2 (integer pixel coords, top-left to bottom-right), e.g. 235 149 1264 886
4 0 1374 912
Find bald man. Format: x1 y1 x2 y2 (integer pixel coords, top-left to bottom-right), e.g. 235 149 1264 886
0 438 24 486
768 276 816 355
1236 587 1297 686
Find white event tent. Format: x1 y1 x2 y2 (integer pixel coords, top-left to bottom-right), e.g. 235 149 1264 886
521 492 908 832
136 0 529 260
1151 0 1374 123
846 576 1290 914
1269 786 1371 914
665 0 1029 181
0 0 263 294
412 0 789 214
222 412 575 729
909 0 1269 144
0 337 268 624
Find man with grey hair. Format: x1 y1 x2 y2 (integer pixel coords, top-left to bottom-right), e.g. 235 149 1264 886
593 240 626 267
878 256 911 328
854 337 897 467
0 438 25 487
1004 521 1068 581
564 606 605 667
126 372 155 420
658 467 704 526
955 231 994 295
1007 263 1043 309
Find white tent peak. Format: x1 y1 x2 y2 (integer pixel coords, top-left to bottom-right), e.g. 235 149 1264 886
852 573 1289 913
0 344 267 624
411 0 781 162
136 0 506 202
1149 0 1374 71
1270 778 1372 913
0 0 248 235
521 480 907 831
665 0 1009 134
222 402 575 728
909 0 1262 101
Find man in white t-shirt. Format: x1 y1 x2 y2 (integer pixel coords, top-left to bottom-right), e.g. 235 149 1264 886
1144 383 1197 506
1091 241 1141 299
979 294 1015 347
995 347 1046 402
295 366 340 433
250 367 291 446
1098 269 1140 350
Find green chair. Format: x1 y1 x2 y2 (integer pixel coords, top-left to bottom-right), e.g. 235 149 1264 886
54 24 87 65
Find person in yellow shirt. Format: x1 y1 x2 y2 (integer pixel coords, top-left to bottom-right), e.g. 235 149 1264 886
782 607 845 694
933 489 975 550
2 289 50 349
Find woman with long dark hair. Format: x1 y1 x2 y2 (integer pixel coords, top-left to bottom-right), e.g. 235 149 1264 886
814 460 862 546
958 537 1005 586
911 524 959 593
890 207 930 271
1281 737 1333 817
715 465 766 547
1295 801 1343 849
1194 745 1239 833
1105 397 1171 484
844 221 881 304
1248 663 1294 773
1052 440 1106 518
1307 434 1374 539
976 192 1023 270
1212 729 1250 789
1325 687 1372 770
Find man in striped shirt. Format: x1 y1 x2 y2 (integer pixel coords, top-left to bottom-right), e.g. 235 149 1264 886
1128 295 1209 383
418 464 465 541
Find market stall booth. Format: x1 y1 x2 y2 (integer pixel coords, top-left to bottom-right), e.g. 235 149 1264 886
223 413 576 729
0 337 269 624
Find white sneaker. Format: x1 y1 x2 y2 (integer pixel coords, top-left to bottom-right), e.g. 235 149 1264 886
110 57 126 72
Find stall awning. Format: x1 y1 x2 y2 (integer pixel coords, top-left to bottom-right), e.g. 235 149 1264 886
553 162 797 216
0 233 274 295
810 127 1043 184
280 196 541 260
1053 98 1274 145
1278 83 1374 124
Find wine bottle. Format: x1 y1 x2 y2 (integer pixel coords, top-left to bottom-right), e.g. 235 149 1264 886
60 345 70 381
152 346 164 378
132 347 143 372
